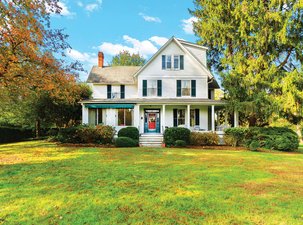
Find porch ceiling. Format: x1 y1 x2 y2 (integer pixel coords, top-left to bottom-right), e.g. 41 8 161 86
81 98 226 106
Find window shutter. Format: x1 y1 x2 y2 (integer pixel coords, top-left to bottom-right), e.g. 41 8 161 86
120 85 125 99
107 85 112 99
173 109 178 127
180 55 184 70
191 80 196 97
162 55 166 70
142 80 147 96
157 80 162 97
195 109 200 126
176 80 181 97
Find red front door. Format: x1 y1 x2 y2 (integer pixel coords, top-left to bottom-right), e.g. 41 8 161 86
148 113 156 130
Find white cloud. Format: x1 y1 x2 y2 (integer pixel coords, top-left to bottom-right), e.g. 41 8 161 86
181 17 198 35
66 49 97 65
46 1 75 17
78 0 102 12
98 35 162 58
149 36 169 46
139 13 161 23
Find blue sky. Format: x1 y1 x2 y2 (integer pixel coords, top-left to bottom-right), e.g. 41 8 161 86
50 0 198 80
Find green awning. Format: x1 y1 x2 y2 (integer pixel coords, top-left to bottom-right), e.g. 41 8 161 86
85 103 135 109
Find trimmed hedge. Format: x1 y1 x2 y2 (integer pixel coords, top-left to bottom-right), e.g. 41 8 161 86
164 127 191 147
54 125 115 144
115 137 138 147
224 127 299 151
118 127 139 140
175 140 187 147
190 132 219 146
0 126 34 143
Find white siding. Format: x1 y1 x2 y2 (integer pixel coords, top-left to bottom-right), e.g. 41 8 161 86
137 41 209 98
89 84 137 99
182 44 207 67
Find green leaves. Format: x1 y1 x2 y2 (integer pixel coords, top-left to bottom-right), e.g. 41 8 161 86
192 0 303 126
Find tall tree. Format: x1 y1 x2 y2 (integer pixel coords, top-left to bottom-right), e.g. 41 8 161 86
191 0 303 127
110 50 145 66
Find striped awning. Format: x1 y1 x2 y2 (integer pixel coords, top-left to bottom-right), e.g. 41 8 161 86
85 103 135 109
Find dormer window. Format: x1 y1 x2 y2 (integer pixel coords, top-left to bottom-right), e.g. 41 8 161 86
162 55 184 70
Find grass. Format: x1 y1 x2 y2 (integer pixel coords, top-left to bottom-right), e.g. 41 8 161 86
0 141 303 224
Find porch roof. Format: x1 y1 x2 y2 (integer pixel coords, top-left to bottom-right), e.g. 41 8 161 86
81 98 226 106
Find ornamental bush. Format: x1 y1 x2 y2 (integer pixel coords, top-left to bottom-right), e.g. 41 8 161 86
55 125 115 144
190 132 219 146
224 127 299 151
164 127 191 147
224 127 248 147
245 127 298 152
175 140 187 147
115 137 138 147
118 127 139 140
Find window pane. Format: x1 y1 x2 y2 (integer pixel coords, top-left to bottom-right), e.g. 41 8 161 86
125 109 133 126
118 109 124 126
177 109 185 125
98 109 102 124
190 109 195 127
174 55 179 69
181 80 191 96
147 80 157 96
88 109 96 125
167 55 171 69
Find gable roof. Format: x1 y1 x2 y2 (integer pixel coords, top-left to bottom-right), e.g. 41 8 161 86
87 66 141 84
133 37 214 80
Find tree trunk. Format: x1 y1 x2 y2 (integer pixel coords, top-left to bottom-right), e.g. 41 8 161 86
296 124 302 143
35 119 41 138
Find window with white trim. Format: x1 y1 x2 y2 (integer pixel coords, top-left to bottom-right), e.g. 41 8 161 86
118 109 133 126
181 80 191 96
162 55 184 70
177 109 185 126
147 80 157 96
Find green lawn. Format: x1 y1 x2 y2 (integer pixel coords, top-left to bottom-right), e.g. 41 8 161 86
0 141 303 224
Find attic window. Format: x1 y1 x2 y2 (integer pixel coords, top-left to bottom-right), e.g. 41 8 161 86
162 55 184 70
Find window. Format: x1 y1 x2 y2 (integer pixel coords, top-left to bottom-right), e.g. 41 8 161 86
181 80 191 96
166 55 172 69
162 55 184 70
177 109 185 125
88 109 103 125
147 80 157 96
118 109 133 126
190 109 195 127
174 55 179 69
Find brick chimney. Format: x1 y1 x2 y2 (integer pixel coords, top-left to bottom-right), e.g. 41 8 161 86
98 52 104 67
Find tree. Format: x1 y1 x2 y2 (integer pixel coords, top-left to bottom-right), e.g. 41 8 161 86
191 0 303 127
110 51 145 66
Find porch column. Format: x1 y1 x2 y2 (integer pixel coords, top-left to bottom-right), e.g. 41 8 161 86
187 104 191 129
234 110 239 127
162 104 166 133
211 105 215 131
82 104 88 124
134 104 140 132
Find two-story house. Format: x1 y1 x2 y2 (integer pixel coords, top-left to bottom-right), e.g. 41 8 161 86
81 37 238 145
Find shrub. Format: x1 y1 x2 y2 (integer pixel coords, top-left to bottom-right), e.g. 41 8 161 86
245 127 299 151
224 127 248 147
118 127 139 140
190 132 219 146
175 140 187 147
164 127 191 147
249 140 259 151
96 125 116 144
115 137 138 147
0 126 34 143
54 125 115 144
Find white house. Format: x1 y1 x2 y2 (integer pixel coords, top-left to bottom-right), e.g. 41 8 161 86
81 37 238 145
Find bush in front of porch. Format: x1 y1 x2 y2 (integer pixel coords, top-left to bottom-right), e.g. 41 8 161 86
164 127 191 147
189 132 219 146
115 127 139 147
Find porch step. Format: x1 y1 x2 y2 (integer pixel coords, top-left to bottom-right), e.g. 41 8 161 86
139 134 163 147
